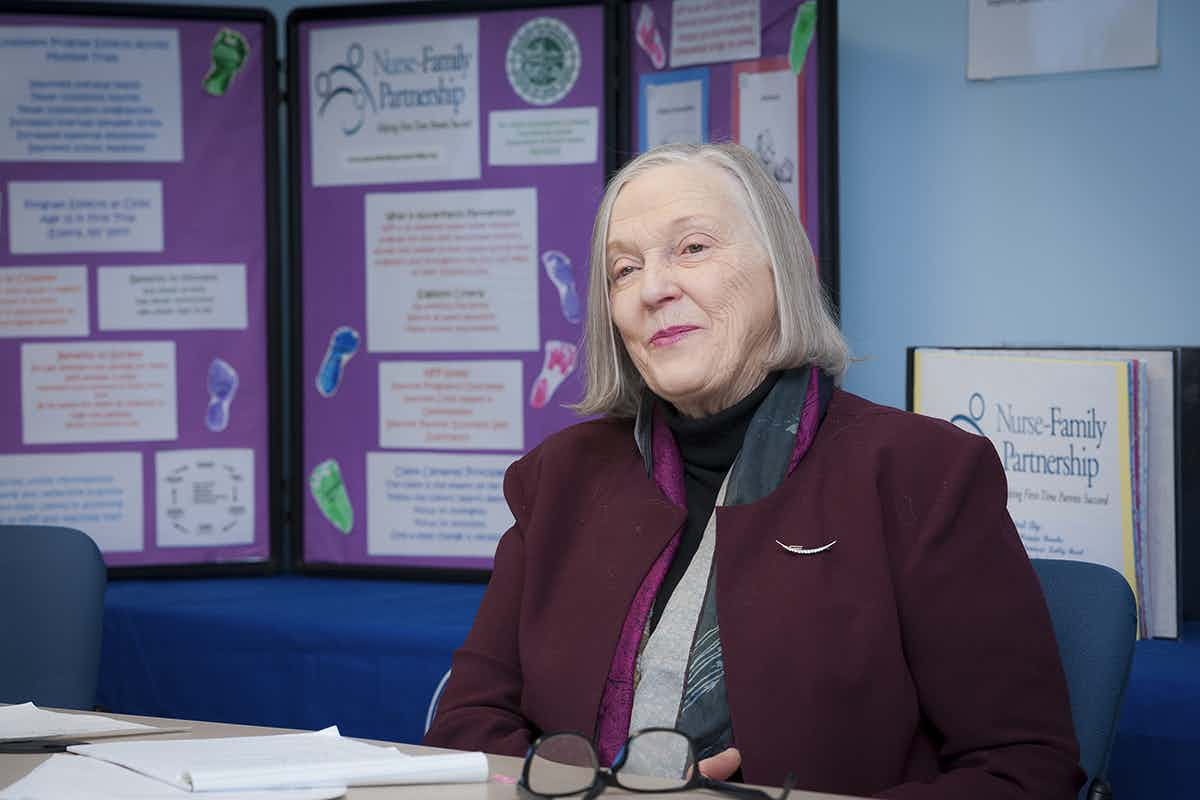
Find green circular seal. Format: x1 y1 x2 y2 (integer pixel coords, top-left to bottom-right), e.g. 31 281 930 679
505 17 581 106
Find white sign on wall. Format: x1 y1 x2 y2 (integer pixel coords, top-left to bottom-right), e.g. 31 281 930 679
968 0 1158 80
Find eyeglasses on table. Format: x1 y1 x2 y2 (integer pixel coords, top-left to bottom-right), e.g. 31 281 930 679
517 728 794 800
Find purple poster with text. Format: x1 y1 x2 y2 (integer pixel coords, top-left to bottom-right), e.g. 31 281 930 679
0 6 277 570
630 0 832 287
293 3 611 571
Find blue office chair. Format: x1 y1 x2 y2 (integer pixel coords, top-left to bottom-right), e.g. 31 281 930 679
0 525 107 710
1030 558 1136 800
424 667 453 735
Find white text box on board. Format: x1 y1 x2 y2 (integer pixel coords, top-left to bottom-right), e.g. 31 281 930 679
0 452 143 552
308 18 481 187
670 0 760 67
21 340 177 445
379 360 524 451
365 187 539 353
0 26 183 163
366 451 517 558
488 107 598 166
155 448 254 548
98 264 248 331
8 180 164 254
0 266 89 338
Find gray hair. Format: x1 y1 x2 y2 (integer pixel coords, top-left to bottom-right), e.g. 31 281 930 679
574 142 849 418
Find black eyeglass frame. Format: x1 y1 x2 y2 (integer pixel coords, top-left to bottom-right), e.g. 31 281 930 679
517 728 794 800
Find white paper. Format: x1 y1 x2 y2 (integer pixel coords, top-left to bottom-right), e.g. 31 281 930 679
913 351 1137 592
736 68 801 216
379 360 523 450
69 728 487 792
367 451 516 558
0 754 346 800
488 107 598 166
309 18 480 187
643 75 706 149
0 703 160 743
0 266 89 338
365 188 539 353
0 26 182 163
968 0 1158 80
21 341 177 445
98 264 247 331
8 180 163 254
670 0 760 67
155 449 254 548
0 452 143 552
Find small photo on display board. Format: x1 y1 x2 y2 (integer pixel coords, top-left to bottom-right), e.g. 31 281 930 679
0 2 281 573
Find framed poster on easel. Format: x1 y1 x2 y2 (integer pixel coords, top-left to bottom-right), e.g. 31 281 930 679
289 0 620 576
0 1 282 575
907 345 1200 638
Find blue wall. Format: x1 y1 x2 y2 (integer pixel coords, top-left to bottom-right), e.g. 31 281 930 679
838 0 1200 409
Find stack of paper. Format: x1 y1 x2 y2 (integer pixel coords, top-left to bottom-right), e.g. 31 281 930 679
912 348 1175 638
0 703 175 743
0 754 345 799
67 726 488 792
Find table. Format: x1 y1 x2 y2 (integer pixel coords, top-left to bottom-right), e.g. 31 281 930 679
0 710 853 799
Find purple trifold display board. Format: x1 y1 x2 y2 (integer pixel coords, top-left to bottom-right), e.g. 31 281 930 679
291 1 615 572
630 0 837 299
0 3 280 573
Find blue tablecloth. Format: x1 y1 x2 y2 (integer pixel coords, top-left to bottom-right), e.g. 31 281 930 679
98 577 1200 796
99 576 486 744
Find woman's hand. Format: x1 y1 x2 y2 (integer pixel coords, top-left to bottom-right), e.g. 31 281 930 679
697 747 742 781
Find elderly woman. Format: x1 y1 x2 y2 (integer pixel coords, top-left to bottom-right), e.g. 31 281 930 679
424 143 1083 799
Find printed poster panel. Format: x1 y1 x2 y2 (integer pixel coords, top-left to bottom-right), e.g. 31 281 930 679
913 350 1137 594
0 9 275 569
733 56 804 223
308 18 480 187
296 3 604 571
0 266 89 338
0 26 183 162
0 451 143 552
628 0 830 272
365 187 539 353
379 360 524 451
366 451 517 558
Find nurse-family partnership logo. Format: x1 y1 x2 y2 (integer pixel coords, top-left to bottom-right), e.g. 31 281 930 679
951 392 1107 489
313 38 473 136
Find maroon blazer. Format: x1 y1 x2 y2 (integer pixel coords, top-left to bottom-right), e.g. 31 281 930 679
424 389 1084 799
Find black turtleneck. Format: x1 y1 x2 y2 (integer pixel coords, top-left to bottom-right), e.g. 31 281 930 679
648 372 780 634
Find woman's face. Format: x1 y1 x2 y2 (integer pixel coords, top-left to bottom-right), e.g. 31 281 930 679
606 161 778 418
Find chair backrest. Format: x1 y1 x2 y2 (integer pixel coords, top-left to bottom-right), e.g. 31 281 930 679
1030 558 1136 798
424 667 453 735
0 525 107 710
